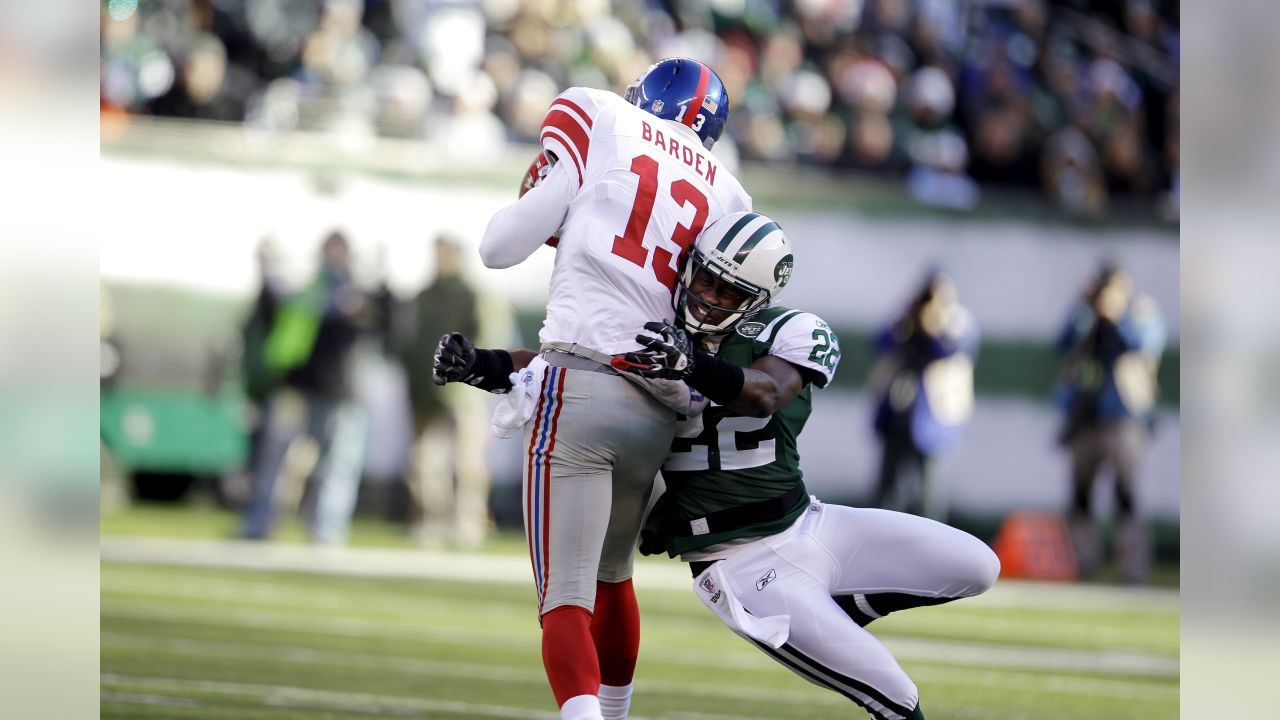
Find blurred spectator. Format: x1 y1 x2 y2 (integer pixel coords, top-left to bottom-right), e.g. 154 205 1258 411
394 235 489 549
900 66 979 210
240 237 284 411
100 286 123 392
101 0 1179 216
868 271 978 522
1055 263 1166 583
148 33 257 122
242 231 372 545
100 286 127 509
1042 124 1107 217
231 238 284 504
837 56 902 171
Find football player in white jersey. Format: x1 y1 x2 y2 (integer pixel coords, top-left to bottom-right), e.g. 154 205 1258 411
438 212 999 719
461 58 751 720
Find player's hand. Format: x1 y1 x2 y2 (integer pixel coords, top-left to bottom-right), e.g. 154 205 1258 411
611 322 697 380
433 332 478 385
519 150 553 198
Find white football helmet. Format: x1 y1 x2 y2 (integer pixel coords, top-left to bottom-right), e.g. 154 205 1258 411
675 211 794 334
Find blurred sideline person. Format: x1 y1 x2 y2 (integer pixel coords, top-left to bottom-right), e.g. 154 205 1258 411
437 212 999 720
1055 263 1165 583
395 234 490 548
241 231 372 545
466 58 749 720
239 237 285 484
100 286 127 509
867 272 978 522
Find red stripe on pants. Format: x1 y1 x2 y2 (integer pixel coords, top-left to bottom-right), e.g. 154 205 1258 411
525 372 550 605
537 371 567 613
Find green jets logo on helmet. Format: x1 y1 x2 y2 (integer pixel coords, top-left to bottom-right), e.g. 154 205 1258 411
774 255 794 287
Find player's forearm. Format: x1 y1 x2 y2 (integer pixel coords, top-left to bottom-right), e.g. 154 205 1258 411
718 356 804 418
508 349 537 371
686 354 787 417
479 163 572 268
446 347 537 393
721 369 790 417
473 347 538 390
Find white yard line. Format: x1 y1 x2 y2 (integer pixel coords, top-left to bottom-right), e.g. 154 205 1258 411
100 666 1136 720
885 636 1178 678
102 673 564 720
103 600 535 650
103 629 1177 705
100 673 779 720
102 632 840 707
102 538 1179 681
102 595 1177 680
101 562 1176 649
101 536 1177 612
105 572 1173 661
101 691 200 708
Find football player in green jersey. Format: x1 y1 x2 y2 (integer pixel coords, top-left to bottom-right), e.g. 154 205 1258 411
434 212 999 720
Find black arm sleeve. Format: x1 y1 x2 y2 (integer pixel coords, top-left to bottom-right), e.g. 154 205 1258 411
470 348 515 393
685 350 745 406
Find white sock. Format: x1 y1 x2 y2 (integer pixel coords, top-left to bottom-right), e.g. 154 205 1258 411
598 683 633 720
560 694 603 720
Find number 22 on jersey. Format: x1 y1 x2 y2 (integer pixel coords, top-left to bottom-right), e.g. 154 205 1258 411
611 154 709 291
665 412 774 473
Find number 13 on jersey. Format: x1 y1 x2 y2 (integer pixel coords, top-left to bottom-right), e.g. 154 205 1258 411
611 154 710 291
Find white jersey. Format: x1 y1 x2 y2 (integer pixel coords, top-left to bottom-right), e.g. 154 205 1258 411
534 87 752 355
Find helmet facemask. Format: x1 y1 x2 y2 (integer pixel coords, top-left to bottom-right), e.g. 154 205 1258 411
675 248 772 335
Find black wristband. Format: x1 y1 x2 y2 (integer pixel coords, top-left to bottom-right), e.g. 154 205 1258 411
470 348 515 393
686 349 745 406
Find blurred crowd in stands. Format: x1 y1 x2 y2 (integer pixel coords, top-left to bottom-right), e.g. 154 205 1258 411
101 0 1177 218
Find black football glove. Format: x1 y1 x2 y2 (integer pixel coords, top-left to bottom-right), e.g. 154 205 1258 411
433 333 516 393
612 322 698 381
433 332 478 385
613 321 746 406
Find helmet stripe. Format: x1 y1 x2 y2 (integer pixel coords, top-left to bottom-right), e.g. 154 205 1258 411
732 221 781 264
714 212 761 253
684 63 711 129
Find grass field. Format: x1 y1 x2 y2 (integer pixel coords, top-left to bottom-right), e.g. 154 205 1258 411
101 502 1179 720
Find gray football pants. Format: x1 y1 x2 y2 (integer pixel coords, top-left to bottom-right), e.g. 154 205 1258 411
522 364 675 616
707 502 1000 719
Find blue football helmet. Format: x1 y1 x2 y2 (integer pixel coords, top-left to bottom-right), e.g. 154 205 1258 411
624 58 730 150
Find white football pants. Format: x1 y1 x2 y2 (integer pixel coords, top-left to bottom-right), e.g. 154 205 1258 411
698 500 1000 719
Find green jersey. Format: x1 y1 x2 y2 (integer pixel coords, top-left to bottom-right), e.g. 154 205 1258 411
652 306 841 557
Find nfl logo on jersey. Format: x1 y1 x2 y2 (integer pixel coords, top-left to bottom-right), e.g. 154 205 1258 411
699 575 722 603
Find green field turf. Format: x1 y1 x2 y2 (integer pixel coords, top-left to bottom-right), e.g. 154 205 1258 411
101 543 1178 720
